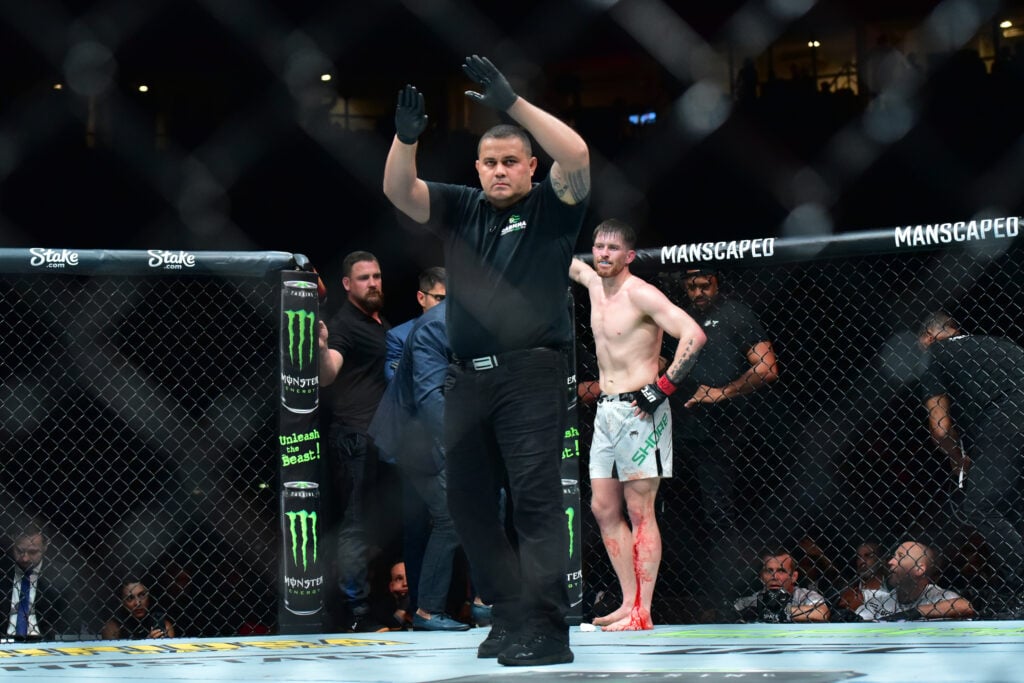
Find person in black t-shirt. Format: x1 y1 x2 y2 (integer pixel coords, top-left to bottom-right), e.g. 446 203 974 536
917 311 1024 618
673 269 780 533
383 55 589 666
317 250 391 633
662 269 781 613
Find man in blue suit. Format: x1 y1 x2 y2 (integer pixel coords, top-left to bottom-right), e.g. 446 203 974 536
384 267 447 382
370 300 468 631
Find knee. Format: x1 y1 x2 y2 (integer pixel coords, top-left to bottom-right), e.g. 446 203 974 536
590 497 622 525
625 501 655 527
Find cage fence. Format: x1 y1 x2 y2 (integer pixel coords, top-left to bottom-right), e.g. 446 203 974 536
0 0 1023 641
573 235 1024 623
0 269 280 639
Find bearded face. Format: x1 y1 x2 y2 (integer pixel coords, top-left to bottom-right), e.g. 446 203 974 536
344 260 384 313
592 231 633 280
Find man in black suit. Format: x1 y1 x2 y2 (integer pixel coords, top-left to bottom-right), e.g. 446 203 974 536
4 522 88 640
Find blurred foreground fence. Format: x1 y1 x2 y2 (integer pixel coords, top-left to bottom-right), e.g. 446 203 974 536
574 218 1024 622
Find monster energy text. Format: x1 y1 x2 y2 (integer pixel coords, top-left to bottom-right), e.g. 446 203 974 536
281 280 319 414
281 481 323 615
280 428 321 467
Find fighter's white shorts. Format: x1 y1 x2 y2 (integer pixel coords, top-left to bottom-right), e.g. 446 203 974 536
589 393 672 481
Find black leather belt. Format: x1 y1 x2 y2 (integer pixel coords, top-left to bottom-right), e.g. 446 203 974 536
455 354 500 371
452 347 558 372
598 392 638 403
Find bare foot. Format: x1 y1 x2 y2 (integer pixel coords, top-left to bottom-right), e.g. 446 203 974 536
592 605 633 627
601 608 654 631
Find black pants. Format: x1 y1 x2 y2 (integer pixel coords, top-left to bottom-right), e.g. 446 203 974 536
445 347 569 635
963 401 1024 604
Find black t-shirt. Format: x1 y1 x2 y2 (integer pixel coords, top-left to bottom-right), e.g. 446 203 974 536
689 297 769 387
666 297 772 442
325 298 390 430
425 175 587 357
919 333 1024 434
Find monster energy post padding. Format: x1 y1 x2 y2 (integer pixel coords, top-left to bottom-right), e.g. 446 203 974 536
281 481 323 615
562 477 584 616
281 279 319 414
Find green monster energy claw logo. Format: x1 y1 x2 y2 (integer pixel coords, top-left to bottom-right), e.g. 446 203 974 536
565 506 575 558
285 510 318 570
285 310 316 370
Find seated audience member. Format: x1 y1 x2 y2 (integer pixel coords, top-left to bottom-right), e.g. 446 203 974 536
371 561 413 630
4 521 89 641
101 579 176 640
857 541 975 621
795 535 843 599
733 550 830 623
837 541 889 612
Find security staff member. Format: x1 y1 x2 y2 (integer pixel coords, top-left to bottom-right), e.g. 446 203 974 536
918 311 1024 618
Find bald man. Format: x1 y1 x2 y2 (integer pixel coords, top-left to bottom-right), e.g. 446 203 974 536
858 541 974 621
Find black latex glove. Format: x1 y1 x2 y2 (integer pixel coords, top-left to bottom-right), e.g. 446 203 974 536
395 84 427 144
635 382 668 414
462 55 518 111
878 608 923 622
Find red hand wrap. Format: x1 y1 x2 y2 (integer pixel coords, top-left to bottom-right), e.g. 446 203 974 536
656 375 677 396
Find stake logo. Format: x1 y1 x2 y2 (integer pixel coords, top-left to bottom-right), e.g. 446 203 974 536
285 510 318 575
284 310 316 372
29 248 80 268
147 249 196 269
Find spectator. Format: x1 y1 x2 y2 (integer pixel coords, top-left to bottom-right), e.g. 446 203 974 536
4 521 92 641
795 534 843 599
101 579 176 639
375 267 447 630
916 311 1024 617
837 541 889 612
383 54 590 666
735 57 759 105
384 267 447 382
733 551 830 623
371 561 413 630
317 251 391 633
569 219 705 631
857 541 974 621
369 299 470 632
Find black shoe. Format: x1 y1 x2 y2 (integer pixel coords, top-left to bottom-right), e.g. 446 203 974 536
348 615 387 633
477 623 516 658
497 632 574 666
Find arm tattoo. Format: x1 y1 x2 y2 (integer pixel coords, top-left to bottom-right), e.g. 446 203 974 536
553 168 590 203
666 336 702 385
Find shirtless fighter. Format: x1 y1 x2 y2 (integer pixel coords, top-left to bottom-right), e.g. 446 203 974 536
570 219 706 630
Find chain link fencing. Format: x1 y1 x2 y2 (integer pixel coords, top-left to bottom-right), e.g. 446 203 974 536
2 0 1024 638
574 231 1024 623
1 265 281 639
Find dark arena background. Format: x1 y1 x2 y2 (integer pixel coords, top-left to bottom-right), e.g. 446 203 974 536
3 1 1024 681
